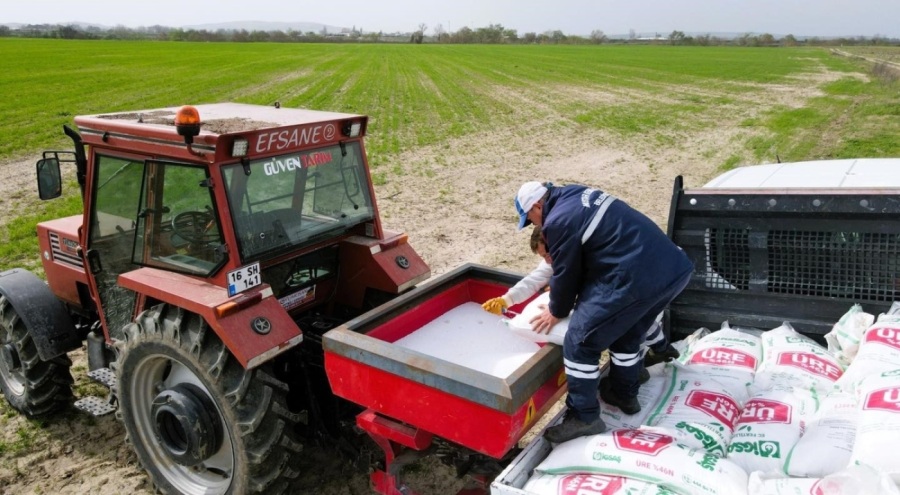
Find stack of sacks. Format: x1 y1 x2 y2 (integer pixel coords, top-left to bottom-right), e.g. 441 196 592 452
848 368 900 485
643 364 744 457
726 384 817 474
824 304 874 367
524 310 900 495
533 429 749 495
524 473 676 495
784 391 857 478
835 313 900 394
681 323 762 403
751 323 844 396
748 464 899 495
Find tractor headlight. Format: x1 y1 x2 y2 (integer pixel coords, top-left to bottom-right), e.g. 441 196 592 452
231 138 249 157
342 121 362 137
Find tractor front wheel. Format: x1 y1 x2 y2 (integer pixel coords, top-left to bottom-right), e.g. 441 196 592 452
0 295 73 417
113 304 302 494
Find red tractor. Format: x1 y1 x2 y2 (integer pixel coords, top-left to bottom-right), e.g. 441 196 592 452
0 103 430 493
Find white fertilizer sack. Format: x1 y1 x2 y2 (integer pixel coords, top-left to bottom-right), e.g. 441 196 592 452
601 373 668 431
726 385 817 475
683 325 762 401
672 327 710 364
523 472 675 495
748 464 900 495
504 292 569 345
752 323 844 396
848 369 900 484
784 391 857 478
644 364 744 457
534 429 748 495
834 319 900 394
882 304 900 321
824 304 874 367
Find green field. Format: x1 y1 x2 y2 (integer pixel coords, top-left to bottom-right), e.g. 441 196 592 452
3 39 897 161
1 39 899 272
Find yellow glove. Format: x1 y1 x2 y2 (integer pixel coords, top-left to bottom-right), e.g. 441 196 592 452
482 297 507 315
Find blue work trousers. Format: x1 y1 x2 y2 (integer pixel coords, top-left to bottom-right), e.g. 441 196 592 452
562 270 691 422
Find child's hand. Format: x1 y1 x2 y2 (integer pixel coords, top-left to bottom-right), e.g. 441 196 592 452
482 297 507 315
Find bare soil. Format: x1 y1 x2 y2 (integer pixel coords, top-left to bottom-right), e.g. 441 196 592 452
0 64 857 494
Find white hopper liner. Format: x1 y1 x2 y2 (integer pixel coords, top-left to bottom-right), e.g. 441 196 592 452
393 302 541 378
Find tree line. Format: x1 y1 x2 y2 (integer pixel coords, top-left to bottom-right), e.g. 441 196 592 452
1 23 897 47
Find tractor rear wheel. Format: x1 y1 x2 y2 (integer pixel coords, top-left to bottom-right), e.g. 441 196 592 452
113 304 302 494
0 295 73 417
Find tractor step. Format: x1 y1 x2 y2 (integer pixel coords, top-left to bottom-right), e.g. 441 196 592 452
74 396 117 416
74 368 118 416
87 367 116 388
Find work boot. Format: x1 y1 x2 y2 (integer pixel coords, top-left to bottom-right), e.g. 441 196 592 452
543 412 607 444
598 367 648 391
644 344 680 368
638 366 650 384
599 378 641 415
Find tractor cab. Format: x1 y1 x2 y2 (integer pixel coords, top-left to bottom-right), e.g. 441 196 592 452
35 103 429 341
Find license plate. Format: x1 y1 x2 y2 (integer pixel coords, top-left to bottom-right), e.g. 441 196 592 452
227 262 261 296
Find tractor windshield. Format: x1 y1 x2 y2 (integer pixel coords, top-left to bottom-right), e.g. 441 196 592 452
222 141 375 260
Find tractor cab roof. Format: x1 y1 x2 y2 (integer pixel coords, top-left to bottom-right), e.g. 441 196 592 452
79 103 364 136
74 102 368 163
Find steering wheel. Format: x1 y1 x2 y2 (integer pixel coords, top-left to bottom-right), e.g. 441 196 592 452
171 211 218 244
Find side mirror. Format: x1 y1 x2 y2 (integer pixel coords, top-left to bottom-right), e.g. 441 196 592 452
37 158 62 200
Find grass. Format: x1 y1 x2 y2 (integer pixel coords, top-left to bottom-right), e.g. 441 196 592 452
0 41 844 160
0 182 82 276
0 40 898 273
0 399 46 457
736 52 900 162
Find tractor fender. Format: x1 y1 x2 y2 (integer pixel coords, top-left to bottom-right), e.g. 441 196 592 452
117 267 303 369
0 268 81 360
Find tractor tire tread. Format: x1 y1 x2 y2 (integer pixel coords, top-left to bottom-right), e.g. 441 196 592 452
114 304 301 494
0 296 73 418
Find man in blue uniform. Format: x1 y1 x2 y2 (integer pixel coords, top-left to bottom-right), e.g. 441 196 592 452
481 227 679 383
515 181 693 443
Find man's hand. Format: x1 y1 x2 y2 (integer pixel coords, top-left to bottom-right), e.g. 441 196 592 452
529 306 560 334
482 297 507 315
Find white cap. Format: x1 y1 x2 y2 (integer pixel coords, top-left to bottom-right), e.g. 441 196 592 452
515 181 548 231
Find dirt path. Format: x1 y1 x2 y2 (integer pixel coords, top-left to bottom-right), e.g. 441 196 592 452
0 64 857 494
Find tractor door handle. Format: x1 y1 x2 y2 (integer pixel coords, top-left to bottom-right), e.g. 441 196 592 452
86 249 103 275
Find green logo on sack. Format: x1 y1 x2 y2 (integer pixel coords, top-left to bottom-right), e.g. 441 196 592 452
727 440 781 458
592 452 622 463
677 421 725 456
697 452 719 471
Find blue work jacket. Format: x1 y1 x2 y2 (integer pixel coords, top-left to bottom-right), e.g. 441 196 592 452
541 185 693 331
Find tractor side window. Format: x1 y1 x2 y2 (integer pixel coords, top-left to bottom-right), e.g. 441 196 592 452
132 161 225 276
91 157 143 243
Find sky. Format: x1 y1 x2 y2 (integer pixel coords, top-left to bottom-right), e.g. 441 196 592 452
3 0 899 38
